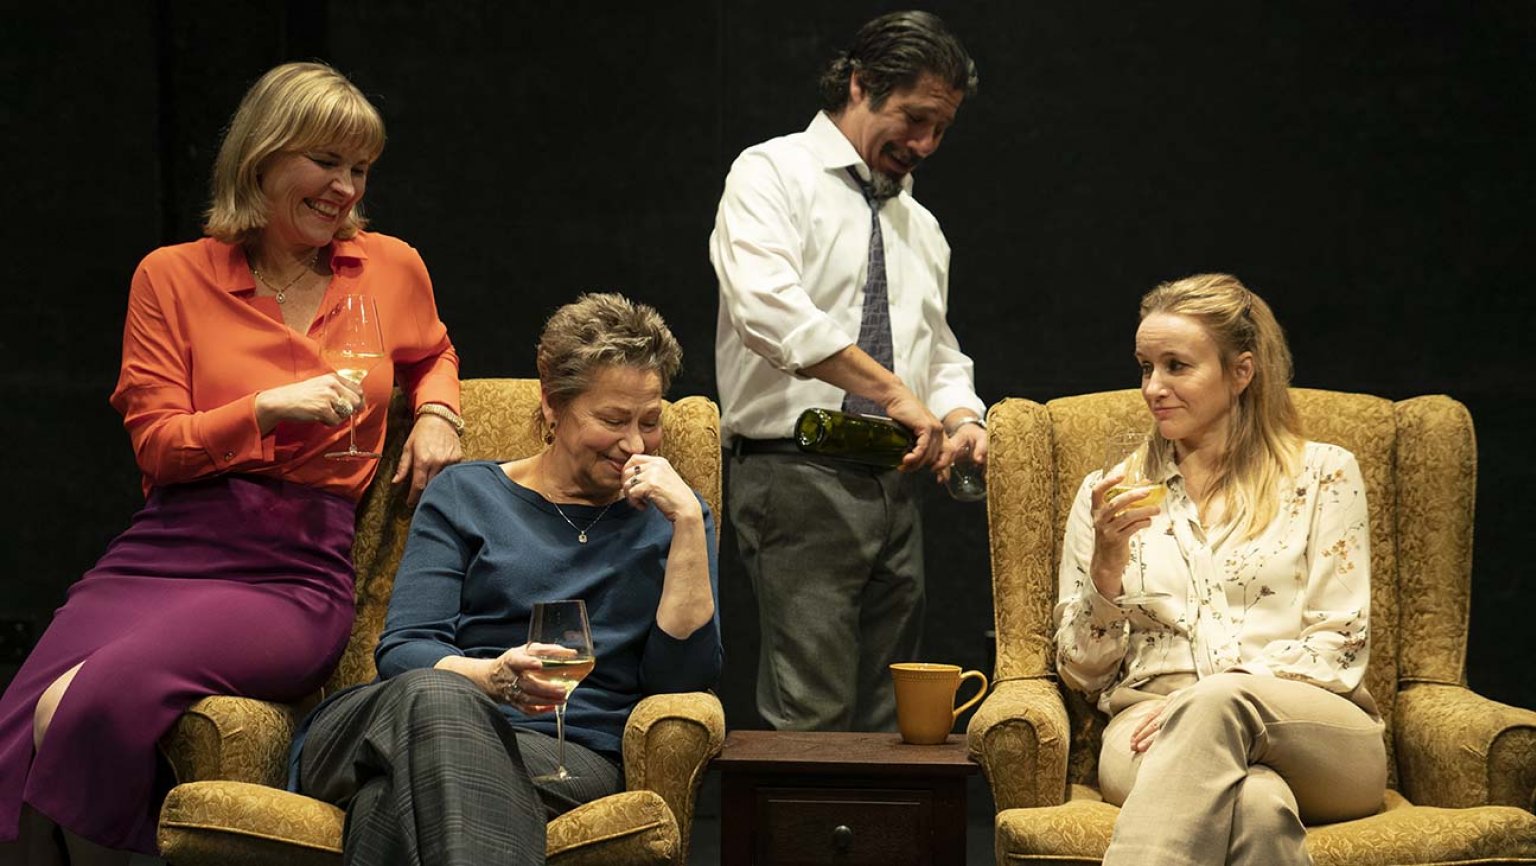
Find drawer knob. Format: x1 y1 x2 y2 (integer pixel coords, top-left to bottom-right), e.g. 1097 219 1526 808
832 824 854 852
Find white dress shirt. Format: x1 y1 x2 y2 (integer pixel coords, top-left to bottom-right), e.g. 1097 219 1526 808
1054 441 1373 714
710 111 984 444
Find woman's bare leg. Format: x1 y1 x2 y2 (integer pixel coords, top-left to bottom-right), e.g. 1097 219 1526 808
30 662 133 866
32 662 85 752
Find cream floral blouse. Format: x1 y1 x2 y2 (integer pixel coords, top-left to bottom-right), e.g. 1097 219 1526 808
1054 441 1371 715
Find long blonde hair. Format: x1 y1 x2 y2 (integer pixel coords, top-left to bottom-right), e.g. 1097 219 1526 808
204 62 385 243
1140 274 1302 539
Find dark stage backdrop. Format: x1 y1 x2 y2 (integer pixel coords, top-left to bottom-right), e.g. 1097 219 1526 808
5 2 1532 726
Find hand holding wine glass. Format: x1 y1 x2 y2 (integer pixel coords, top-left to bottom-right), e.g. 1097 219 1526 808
1095 428 1170 605
320 294 385 460
525 600 595 782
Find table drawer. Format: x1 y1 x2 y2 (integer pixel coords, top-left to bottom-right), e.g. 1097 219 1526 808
756 786 935 865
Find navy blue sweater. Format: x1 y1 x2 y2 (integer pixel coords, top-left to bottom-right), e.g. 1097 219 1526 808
292 460 722 786
375 461 722 757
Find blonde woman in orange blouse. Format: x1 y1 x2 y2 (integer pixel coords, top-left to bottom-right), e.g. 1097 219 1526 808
0 62 460 864
1055 274 1385 864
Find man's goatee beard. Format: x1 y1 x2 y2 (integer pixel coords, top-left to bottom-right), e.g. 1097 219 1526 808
869 171 903 200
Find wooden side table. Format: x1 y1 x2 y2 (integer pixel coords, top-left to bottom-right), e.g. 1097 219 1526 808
714 730 979 865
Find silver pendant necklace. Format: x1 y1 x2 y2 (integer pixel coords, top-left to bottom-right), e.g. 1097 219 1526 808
552 500 615 543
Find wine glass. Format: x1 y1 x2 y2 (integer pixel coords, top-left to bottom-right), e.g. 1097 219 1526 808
526 599 596 782
945 444 987 502
320 294 385 460
1102 428 1171 605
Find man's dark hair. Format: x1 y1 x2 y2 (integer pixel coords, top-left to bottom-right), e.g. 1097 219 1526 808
818 11 978 113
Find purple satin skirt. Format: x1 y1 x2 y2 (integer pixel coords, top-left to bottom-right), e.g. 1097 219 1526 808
0 475 356 853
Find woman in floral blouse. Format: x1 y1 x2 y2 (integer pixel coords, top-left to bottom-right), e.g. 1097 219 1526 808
1055 274 1385 864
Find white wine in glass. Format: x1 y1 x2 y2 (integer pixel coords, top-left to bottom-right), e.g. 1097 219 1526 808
320 294 385 460
526 600 595 783
1102 428 1171 605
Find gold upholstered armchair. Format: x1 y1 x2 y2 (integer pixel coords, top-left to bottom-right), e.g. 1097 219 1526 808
968 389 1536 865
155 379 727 866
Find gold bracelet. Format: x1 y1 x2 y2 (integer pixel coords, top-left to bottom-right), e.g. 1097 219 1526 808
415 403 465 436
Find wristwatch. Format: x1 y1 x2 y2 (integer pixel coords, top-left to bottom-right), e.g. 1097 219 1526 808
416 403 465 436
945 414 986 437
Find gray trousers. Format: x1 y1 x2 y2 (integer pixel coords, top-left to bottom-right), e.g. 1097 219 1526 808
1098 672 1387 866
299 668 621 866
729 452 925 732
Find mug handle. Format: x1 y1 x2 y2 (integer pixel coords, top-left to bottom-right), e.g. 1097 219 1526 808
950 670 990 720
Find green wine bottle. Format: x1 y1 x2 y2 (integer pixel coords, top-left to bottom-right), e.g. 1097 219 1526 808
794 408 915 468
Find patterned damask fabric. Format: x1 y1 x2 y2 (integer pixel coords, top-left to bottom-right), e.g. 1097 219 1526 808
1393 397 1476 685
157 380 725 865
162 696 300 789
996 799 1536 864
1397 683 1536 810
546 790 679 865
622 691 726 864
972 389 1536 862
158 781 344 866
965 678 1069 812
159 782 685 866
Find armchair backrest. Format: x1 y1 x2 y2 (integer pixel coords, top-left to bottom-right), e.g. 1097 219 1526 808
986 387 1478 789
327 378 722 693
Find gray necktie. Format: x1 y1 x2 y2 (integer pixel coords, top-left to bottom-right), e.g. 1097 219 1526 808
842 168 895 416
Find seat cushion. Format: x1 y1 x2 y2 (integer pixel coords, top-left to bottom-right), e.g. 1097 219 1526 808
159 782 680 866
547 789 680 865
158 780 344 866
996 789 1536 865
1307 803 1536 865
996 798 1119 864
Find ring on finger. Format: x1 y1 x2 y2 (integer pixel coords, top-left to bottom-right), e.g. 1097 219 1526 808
332 399 353 417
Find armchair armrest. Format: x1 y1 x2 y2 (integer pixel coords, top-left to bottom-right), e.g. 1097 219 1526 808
1396 682 1536 810
966 677 1071 811
621 691 725 865
160 696 300 789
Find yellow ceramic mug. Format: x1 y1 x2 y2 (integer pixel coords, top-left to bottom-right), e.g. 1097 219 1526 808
890 663 989 745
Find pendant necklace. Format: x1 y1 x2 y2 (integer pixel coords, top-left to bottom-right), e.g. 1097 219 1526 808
552 500 615 543
251 249 320 304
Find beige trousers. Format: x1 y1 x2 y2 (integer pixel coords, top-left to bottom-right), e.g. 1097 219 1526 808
1098 672 1386 866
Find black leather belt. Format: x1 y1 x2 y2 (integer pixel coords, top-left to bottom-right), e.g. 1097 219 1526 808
732 437 802 457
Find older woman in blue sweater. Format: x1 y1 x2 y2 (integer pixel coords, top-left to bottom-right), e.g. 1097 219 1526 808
295 293 720 866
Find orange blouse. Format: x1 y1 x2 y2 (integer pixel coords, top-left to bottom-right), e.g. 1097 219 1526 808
110 232 460 502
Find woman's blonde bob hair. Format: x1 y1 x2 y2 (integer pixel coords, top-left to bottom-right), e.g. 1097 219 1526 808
533 293 684 442
204 62 385 244
1139 273 1302 540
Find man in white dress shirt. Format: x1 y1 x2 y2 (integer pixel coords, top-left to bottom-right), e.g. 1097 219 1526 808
710 11 989 731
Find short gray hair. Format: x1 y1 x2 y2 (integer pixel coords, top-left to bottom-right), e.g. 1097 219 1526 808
534 293 683 438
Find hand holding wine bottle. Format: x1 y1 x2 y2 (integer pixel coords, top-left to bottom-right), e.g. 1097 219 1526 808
795 408 986 500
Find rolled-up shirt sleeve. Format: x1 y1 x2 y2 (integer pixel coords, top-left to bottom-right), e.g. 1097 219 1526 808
712 150 855 376
922 253 985 421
